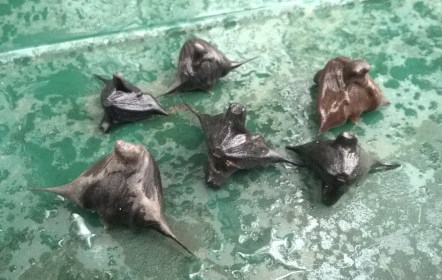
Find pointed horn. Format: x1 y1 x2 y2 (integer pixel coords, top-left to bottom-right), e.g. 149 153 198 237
153 103 169 116
158 79 184 97
164 231 196 257
181 103 199 116
94 74 109 84
371 161 401 172
381 96 390 106
279 157 305 167
268 149 305 167
181 103 205 125
156 107 169 116
313 70 322 84
286 145 302 153
31 184 73 198
229 56 258 71
285 146 307 167
157 221 195 257
318 124 328 134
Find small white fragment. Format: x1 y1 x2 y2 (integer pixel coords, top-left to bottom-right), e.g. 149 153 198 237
72 213 95 248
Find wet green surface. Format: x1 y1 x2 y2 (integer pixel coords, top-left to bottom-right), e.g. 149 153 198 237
1 0 442 279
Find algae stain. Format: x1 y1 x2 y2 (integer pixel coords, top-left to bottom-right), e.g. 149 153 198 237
395 103 418 118
412 1 438 20
155 123 204 150
362 110 385 125
390 66 408 81
384 79 400 89
50 137 78 163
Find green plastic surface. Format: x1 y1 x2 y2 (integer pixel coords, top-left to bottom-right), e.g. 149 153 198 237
1 0 441 279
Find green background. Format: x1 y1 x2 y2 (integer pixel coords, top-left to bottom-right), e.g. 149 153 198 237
0 0 441 279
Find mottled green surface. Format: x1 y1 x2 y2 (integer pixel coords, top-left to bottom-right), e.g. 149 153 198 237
0 0 441 279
